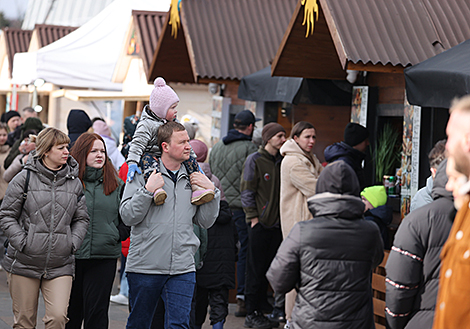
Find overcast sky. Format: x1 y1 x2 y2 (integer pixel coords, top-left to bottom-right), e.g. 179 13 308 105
0 0 29 19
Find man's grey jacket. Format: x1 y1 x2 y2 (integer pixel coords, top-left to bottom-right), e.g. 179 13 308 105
120 163 220 275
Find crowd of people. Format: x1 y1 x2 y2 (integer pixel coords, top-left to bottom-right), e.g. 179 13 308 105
0 78 469 329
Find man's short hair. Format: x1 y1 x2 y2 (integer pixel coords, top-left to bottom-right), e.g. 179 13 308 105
233 122 249 131
450 95 470 113
429 139 446 169
22 107 35 115
158 121 186 151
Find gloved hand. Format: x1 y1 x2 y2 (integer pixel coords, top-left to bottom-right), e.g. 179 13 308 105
127 163 142 182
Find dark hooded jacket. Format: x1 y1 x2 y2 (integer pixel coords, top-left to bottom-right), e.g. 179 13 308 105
324 141 366 189
365 205 393 249
4 117 44 170
385 159 455 329
196 162 237 289
67 109 92 147
267 161 383 329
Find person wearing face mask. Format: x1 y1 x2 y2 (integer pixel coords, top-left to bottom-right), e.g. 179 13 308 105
66 133 128 329
279 121 323 328
0 127 89 329
324 122 370 190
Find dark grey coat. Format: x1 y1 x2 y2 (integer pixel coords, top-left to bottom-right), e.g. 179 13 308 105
267 161 383 329
385 160 455 329
0 153 89 279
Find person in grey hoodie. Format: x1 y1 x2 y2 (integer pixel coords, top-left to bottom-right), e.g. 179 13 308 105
410 140 446 212
120 122 220 329
0 127 89 329
267 160 383 329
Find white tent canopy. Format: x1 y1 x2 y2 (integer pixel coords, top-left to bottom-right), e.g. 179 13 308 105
12 0 170 90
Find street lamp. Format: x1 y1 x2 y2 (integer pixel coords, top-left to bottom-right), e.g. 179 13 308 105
31 78 46 108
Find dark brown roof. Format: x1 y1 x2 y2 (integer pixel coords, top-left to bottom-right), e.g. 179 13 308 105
149 0 297 83
34 24 78 48
3 28 32 78
132 10 166 78
272 0 470 79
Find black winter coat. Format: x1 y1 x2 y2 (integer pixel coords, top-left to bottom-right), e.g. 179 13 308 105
385 159 455 329
365 205 393 249
267 161 383 329
196 200 237 289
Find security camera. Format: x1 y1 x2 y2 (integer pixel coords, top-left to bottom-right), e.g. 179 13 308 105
208 83 219 95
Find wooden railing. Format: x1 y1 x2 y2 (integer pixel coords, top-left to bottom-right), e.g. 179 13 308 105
372 250 389 329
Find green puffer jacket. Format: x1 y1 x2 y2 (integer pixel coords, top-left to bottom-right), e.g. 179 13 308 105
209 129 257 209
75 167 122 259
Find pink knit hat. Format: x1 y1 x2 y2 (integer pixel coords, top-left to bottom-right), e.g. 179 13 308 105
149 77 180 119
189 139 208 162
92 120 111 137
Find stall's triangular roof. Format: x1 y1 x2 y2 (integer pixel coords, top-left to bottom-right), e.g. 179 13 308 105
12 0 167 90
272 0 470 79
1 28 32 78
149 0 297 84
112 10 167 83
29 24 78 52
133 10 167 78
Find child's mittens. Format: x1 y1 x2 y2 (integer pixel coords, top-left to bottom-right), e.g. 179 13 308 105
127 163 142 182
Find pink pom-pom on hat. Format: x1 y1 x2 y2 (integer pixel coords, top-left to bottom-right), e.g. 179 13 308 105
149 77 180 119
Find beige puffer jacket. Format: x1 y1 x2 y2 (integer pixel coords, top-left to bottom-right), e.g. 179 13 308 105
0 153 89 279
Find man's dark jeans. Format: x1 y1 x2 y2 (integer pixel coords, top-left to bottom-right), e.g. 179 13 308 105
233 209 248 297
245 223 282 314
126 272 196 329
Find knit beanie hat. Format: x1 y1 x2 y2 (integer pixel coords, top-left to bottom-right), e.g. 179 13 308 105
344 122 369 147
262 122 286 144
361 185 387 208
189 139 208 162
92 120 111 137
149 77 180 119
3 111 21 124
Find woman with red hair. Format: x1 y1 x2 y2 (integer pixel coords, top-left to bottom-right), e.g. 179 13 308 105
66 133 128 329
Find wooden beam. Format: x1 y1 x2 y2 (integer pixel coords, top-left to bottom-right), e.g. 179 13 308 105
197 77 240 85
346 61 405 74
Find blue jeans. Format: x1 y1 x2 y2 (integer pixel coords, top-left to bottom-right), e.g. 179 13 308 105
233 209 248 297
126 272 196 329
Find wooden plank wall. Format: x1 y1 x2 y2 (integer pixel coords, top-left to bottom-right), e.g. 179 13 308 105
282 103 351 163
367 72 405 105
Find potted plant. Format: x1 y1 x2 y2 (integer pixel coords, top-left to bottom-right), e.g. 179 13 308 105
374 123 401 184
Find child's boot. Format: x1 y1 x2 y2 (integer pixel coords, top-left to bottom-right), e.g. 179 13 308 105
153 188 167 206
191 177 215 205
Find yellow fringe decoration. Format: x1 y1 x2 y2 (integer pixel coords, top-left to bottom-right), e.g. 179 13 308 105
169 0 181 38
301 0 319 37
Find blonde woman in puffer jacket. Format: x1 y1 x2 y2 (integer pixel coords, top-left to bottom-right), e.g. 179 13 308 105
0 127 89 329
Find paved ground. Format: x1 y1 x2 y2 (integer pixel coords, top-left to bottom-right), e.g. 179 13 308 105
0 268 247 329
